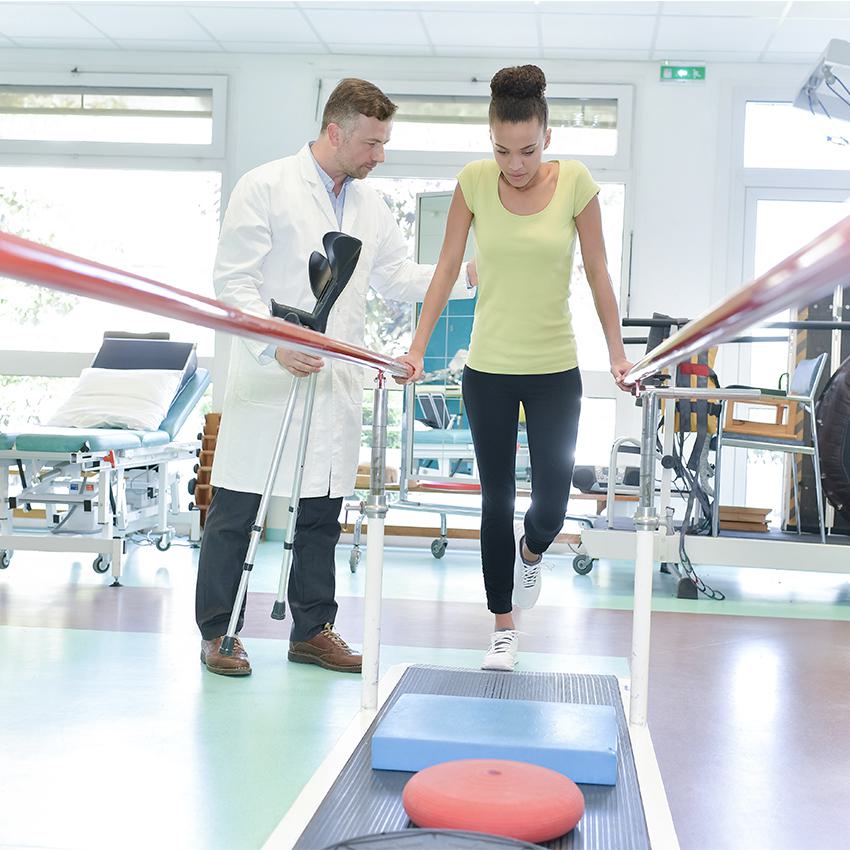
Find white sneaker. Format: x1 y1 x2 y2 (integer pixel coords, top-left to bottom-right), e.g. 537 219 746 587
482 630 519 671
512 522 543 609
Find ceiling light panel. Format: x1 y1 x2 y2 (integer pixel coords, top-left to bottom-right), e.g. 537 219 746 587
421 11 538 48
540 12 656 50
0 3 105 38
655 15 776 52
303 8 429 45
192 5 319 43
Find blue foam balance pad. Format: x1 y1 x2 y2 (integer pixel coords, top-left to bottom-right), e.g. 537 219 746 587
371 693 619 785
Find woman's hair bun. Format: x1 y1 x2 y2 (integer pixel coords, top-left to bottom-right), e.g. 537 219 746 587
490 65 546 100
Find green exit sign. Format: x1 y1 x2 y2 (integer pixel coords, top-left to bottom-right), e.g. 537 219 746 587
660 65 706 82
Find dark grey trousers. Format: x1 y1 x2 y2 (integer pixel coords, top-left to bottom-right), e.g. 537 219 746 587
195 487 343 643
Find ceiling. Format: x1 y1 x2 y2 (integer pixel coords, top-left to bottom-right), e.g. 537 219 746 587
0 1 847 64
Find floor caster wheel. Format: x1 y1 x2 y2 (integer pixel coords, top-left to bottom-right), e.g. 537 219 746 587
92 555 111 574
430 539 447 559
572 554 595 575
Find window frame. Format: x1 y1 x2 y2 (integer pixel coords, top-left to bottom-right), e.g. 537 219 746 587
719 85 850 507
0 71 227 159
318 77 634 173
0 72 226 381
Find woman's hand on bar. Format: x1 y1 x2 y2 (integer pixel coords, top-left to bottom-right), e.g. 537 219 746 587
610 357 634 391
394 351 423 385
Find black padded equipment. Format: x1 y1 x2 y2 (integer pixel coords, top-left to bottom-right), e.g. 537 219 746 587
271 231 362 333
91 335 197 391
817 355 850 522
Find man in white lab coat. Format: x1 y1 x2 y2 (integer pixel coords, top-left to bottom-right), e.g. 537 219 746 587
196 78 471 676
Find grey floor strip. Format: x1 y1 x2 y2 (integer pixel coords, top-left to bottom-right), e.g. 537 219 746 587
295 666 650 850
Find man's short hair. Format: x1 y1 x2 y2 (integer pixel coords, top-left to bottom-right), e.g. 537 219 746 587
321 78 397 133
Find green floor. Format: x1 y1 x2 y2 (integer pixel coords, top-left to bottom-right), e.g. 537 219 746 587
0 626 626 850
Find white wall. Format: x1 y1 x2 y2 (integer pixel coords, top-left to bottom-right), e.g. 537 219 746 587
0 47 810 373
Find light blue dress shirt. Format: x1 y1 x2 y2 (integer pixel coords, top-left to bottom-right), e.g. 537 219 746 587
310 144 352 229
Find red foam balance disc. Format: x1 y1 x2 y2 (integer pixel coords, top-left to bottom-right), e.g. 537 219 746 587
401 759 585 844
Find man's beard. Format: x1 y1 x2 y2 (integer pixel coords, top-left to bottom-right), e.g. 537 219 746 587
338 153 370 180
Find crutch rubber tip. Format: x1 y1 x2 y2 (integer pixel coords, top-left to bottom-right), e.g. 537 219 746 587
270 601 287 620
219 635 236 656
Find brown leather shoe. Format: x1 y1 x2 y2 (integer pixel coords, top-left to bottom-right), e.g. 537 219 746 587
288 624 361 673
200 636 252 676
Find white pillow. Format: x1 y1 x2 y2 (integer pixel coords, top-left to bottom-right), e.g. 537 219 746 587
47 368 184 431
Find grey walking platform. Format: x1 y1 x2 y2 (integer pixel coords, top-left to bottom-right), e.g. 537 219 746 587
293 665 650 850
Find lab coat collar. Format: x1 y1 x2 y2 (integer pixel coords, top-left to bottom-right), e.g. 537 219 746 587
295 144 362 236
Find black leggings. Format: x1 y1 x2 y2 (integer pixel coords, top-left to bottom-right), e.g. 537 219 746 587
462 366 582 614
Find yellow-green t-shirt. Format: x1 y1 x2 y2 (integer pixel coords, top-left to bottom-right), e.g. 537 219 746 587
457 158 599 375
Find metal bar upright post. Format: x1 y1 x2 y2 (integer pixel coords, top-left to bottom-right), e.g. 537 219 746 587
630 390 660 728
362 372 389 711
399 382 415 502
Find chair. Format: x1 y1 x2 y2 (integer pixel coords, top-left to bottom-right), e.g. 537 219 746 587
416 392 456 430
713 353 829 542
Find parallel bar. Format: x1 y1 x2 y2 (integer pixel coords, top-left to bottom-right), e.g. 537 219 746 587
0 231 410 378
626 215 850 384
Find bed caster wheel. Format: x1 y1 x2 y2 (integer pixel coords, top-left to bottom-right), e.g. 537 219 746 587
188 478 196 495
430 539 447 559
676 577 698 599
0 550 11 569
92 555 111 574
349 548 361 573
156 533 172 552
572 554 595 575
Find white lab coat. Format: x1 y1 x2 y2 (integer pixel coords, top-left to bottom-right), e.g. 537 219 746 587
211 144 469 498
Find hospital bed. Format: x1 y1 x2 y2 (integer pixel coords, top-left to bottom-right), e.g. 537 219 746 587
0 334 210 583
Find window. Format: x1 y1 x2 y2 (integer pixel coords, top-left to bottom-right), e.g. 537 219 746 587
0 72 226 157
743 194 850 522
0 376 76 428
390 94 618 157
0 167 220 357
744 101 850 170
0 85 213 145
364 175 456 357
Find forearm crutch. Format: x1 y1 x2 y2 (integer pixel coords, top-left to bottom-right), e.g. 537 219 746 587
271 368 318 620
220 375 302 656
